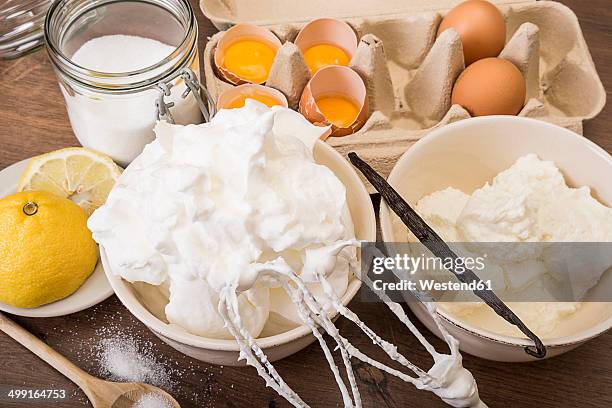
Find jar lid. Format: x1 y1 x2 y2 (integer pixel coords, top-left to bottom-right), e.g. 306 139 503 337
0 0 52 59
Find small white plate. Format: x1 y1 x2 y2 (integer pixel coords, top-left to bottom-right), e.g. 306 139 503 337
0 159 114 317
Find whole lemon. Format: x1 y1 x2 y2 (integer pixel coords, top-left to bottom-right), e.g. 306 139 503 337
0 191 98 308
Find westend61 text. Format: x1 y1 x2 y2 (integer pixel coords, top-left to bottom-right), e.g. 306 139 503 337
372 279 493 292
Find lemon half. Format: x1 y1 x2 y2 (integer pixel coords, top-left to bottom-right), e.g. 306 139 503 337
0 191 98 308
17 147 122 216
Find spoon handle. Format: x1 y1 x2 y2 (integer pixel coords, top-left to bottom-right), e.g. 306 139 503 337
0 312 97 392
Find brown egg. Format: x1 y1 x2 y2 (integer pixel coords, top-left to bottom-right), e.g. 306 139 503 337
438 0 506 66
451 58 526 116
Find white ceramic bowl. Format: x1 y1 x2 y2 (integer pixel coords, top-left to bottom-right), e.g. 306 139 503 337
380 116 612 362
102 141 376 366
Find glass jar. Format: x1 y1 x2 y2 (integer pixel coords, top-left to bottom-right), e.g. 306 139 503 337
44 0 206 166
0 0 53 59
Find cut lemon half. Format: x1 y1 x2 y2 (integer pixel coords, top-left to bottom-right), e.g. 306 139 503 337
17 147 122 216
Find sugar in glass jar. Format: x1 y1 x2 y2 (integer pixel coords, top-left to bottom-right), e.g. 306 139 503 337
45 0 203 165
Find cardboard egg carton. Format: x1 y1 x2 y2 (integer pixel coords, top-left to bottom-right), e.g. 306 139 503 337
200 0 605 191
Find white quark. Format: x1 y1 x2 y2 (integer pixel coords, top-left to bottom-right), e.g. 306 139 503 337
394 154 612 337
457 154 612 243
65 35 201 166
91 102 485 408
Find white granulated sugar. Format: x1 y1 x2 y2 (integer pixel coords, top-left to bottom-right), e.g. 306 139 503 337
65 34 201 166
134 393 173 408
54 304 219 406
71 35 174 73
96 332 176 391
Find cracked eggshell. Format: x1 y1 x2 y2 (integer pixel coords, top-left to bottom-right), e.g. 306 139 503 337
294 18 358 73
217 84 289 109
214 23 283 85
201 1 605 192
299 65 368 138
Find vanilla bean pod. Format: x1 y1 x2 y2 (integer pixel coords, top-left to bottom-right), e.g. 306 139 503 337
348 152 546 358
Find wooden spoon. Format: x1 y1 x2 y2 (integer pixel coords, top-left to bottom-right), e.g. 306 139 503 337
0 312 180 408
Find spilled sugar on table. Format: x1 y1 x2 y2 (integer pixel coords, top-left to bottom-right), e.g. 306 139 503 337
0 1 611 407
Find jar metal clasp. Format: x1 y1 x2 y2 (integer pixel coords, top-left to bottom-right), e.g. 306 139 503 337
155 68 216 124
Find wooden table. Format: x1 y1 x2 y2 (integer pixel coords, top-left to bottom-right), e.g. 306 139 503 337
1 1 610 407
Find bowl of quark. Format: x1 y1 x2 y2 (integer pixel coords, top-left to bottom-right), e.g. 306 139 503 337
380 116 612 362
97 103 376 366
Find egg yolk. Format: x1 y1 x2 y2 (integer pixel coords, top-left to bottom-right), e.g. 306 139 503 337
315 95 359 128
226 94 282 109
223 39 277 83
303 44 350 73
